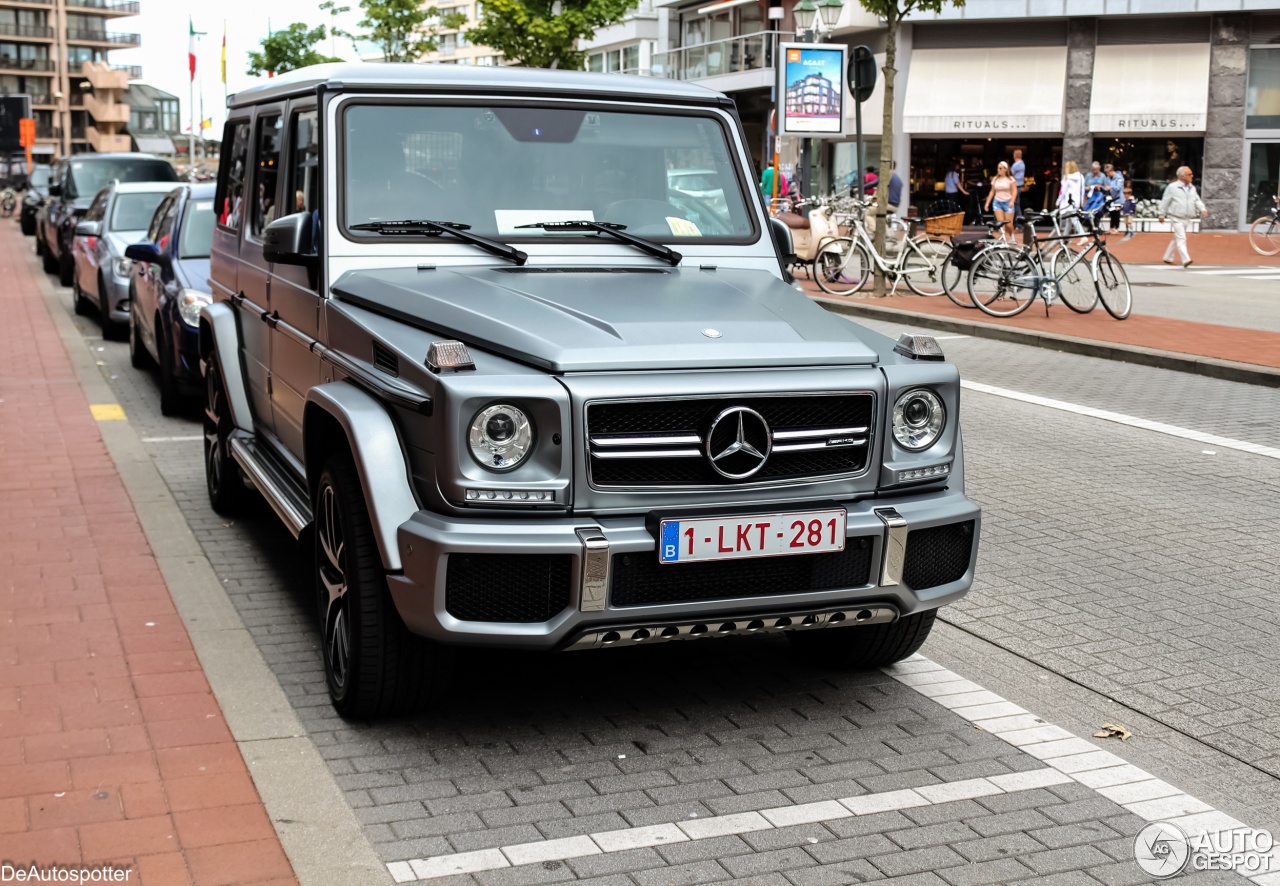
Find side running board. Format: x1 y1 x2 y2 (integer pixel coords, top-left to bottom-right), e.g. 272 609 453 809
228 432 312 537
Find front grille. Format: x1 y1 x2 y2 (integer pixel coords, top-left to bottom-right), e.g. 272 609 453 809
587 394 874 488
902 520 975 590
445 553 572 623
610 537 874 607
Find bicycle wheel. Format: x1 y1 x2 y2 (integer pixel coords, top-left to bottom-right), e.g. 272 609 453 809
1249 216 1280 256
963 243 1018 305
904 239 953 297
969 248 1038 318
1049 247 1099 313
1093 251 1132 320
941 253 974 308
815 238 871 296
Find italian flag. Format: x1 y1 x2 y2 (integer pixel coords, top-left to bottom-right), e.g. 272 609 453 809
188 17 197 82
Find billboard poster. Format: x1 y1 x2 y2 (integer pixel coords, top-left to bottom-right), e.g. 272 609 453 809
778 43 848 138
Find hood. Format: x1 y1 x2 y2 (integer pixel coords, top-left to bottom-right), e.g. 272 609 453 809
106 231 147 256
174 257 211 291
330 266 879 373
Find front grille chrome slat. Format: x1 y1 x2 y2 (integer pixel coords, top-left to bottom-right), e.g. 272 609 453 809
587 394 875 489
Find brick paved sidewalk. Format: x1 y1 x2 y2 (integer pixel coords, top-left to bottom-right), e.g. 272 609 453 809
0 227 297 885
801 283 1280 372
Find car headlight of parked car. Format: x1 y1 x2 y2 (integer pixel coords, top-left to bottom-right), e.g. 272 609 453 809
178 289 212 327
114 257 132 278
892 388 945 451
468 404 534 471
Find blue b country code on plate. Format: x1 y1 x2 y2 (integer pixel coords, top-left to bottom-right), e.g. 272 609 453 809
660 521 682 563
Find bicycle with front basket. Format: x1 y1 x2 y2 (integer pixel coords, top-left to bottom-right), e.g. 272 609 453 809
813 199 952 297
965 203 1132 320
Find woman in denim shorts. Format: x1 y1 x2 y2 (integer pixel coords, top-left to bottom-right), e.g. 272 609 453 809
985 161 1018 241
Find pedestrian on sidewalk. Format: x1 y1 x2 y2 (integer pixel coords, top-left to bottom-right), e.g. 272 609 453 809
984 161 1018 240
1084 161 1107 214
760 165 787 205
1120 186 1136 241
1010 149 1026 219
1159 166 1208 267
1057 160 1086 242
1103 163 1125 234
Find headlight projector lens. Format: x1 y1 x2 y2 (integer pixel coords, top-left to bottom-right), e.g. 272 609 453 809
469 404 533 471
892 389 944 451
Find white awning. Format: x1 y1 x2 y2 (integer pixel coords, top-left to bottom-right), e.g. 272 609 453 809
1089 44 1210 133
903 47 1067 135
845 52 886 137
133 135 176 155
695 0 755 15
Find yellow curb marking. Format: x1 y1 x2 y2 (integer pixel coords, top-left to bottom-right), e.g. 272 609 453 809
90 404 126 421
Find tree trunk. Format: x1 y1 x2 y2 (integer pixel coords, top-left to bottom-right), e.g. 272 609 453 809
872 19 897 297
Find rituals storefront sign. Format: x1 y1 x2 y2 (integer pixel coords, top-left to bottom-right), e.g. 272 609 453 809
903 115 1064 133
1091 112 1206 133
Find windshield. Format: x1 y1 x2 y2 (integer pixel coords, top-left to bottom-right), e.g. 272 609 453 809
68 158 178 200
343 103 754 241
110 192 168 232
30 167 51 188
179 198 215 259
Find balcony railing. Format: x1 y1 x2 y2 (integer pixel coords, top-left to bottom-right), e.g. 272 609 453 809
27 91 53 104
0 56 54 72
66 28 140 45
66 0 140 11
112 63 141 78
651 30 792 81
0 0 54 6
35 122 58 139
0 23 54 38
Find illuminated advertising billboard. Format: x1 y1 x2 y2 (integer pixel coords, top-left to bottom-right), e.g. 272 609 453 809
777 43 848 138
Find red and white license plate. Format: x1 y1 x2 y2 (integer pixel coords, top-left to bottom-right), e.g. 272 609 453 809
658 509 846 564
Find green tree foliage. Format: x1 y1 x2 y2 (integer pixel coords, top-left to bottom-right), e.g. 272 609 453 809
855 0 962 293
246 23 343 76
341 0 468 62
467 0 638 70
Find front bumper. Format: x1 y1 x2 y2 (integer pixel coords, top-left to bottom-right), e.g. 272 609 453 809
388 486 980 651
105 273 132 324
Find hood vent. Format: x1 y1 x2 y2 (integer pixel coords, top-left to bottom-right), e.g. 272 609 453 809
495 267 670 274
372 342 400 377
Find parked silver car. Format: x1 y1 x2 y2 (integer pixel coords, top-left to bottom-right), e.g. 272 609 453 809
201 63 981 717
70 181 174 339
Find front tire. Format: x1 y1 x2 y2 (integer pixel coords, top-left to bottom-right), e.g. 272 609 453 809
58 250 74 287
316 454 452 717
99 274 125 341
156 321 181 416
41 237 58 273
1094 252 1132 320
72 272 90 316
203 358 247 514
129 292 151 369
789 609 937 669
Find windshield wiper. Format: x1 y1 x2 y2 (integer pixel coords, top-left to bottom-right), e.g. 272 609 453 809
351 219 527 266
515 220 682 267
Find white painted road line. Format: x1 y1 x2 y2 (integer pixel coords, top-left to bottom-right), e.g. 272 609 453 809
961 380 1280 460
882 655 1273 882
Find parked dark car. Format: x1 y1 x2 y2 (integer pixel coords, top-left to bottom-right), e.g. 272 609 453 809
126 183 215 415
36 153 178 287
20 164 52 236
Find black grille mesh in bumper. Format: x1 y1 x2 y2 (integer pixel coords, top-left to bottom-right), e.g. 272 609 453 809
610 537 874 607
902 520 975 590
445 553 573 623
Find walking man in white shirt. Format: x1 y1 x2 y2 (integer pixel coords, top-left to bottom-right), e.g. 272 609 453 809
1158 166 1208 267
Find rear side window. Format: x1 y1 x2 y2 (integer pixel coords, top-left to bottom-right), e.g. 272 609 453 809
216 120 250 231
251 114 283 238
288 109 319 216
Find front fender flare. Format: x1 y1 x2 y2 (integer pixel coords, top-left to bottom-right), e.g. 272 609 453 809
305 382 419 573
198 301 253 433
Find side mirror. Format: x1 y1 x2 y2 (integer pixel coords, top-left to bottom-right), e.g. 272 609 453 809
75 220 101 238
124 241 167 266
769 216 796 265
262 211 317 266
48 182 62 197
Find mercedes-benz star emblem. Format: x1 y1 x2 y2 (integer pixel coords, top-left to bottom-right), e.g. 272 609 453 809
706 407 772 479
701 328 722 338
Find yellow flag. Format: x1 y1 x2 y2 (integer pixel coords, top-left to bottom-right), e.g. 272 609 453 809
220 24 227 84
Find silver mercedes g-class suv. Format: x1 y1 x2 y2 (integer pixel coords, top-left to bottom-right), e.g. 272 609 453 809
202 63 980 716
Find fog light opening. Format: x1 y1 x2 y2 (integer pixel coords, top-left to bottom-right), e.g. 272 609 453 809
631 629 650 642
660 626 680 638
801 614 817 626
601 631 621 645
855 609 874 622
774 617 792 628
689 623 708 636
747 619 765 632
828 612 846 624
718 622 736 634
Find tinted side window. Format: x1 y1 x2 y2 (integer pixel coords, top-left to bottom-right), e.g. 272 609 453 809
251 114 283 238
156 197 180 253
288 109 319 217
215 120 250 232
147 195 174 242
85 192 108 222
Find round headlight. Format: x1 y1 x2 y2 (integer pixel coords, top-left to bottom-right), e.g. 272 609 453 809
892 389 945 451
469 404 533 471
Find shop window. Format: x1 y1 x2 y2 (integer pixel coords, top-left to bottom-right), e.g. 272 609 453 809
1246 142 1280 221
1092 137 1203 201
1247 49 1280 130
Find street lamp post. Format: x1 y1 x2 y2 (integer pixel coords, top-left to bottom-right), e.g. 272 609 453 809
788 0 843 199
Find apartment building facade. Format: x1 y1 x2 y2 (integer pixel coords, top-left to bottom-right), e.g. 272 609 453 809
0 0 141 159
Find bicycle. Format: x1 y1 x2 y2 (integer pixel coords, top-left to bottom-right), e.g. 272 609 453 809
966 204 1131 320
814 201 952 297
1249 196 1280 256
